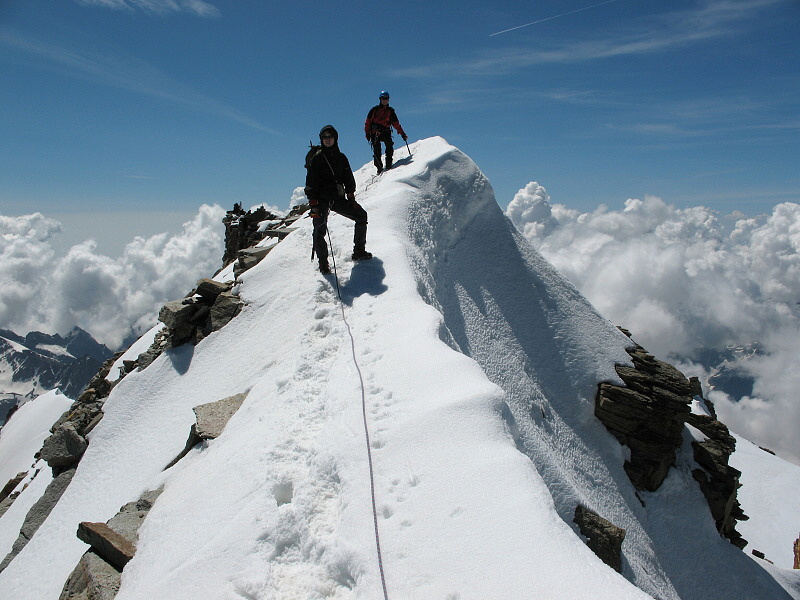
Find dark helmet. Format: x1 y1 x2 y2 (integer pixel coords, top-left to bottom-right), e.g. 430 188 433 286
379 90 390 99
319 124 338 143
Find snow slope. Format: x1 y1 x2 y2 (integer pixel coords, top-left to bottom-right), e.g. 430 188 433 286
0 390 73 562
731 434 800 569
0 137 797 599
0 390 72 491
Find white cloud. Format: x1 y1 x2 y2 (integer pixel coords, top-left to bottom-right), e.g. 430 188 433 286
75 0 220 18
397 0 783 79
0 205 226 349
507 182 800 463
290 186 308 208
709 324 800 464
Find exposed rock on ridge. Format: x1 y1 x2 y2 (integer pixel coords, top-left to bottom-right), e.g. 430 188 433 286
573 505 626 573
0 204 279 581
221 203 308 274
59 488 163 600
595 331 747 548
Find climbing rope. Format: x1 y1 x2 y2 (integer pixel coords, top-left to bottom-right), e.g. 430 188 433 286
361 173 381 194
326 230 390 600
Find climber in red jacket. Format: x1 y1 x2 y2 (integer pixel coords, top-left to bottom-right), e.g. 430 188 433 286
364 90 407 174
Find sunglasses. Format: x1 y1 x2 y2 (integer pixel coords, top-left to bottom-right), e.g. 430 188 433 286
321 134 335 139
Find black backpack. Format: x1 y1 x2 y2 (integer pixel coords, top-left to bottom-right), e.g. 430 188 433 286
305 142 322 170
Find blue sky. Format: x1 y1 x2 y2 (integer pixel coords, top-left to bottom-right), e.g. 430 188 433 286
1 0 798 252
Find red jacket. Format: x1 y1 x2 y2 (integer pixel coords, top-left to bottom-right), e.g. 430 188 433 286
365 105 406 138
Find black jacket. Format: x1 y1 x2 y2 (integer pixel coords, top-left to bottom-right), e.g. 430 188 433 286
304 145 356 202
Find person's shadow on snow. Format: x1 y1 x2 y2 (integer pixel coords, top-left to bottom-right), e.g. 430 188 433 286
391 155 413 170
337 257 388 305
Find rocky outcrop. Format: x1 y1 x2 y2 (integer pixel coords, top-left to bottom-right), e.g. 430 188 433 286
5 203 295 583
596 343 692 492
193 392 247 440
685 413 747 549
76 522 136 571
0 472 28 520
0 354 121 570
234 246 275 279
135 330 170 372
794 534 799 569
127 277 245 372
0 472 26 505
166 392 247 469
40 422 88 471
50 354 118 439
141 202 309 358
573 505 626 573
61 389 245 598
60 488 163 600
222 203 308 275
58 551 121 600
595 333 747 548
222 204 279 266
156 278 243 349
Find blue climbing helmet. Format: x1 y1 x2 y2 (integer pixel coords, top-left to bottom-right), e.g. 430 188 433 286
379 90 390 99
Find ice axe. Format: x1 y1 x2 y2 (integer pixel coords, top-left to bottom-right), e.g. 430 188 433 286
404 137 412 158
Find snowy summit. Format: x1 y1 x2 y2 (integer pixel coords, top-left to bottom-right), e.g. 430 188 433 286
0 137 798 599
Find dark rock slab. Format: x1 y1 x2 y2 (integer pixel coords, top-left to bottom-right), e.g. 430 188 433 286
574 505 626 573
0 471 27 504
76 522 136 572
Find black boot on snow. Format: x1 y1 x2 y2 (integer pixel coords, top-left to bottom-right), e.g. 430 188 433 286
319 259 331 274
351 249 373 261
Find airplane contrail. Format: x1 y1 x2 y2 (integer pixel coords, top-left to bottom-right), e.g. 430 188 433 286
490 0 622 36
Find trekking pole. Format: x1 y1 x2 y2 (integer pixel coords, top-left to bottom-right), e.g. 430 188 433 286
404 138 412 158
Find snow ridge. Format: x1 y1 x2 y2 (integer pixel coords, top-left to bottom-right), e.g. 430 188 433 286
0 137 797 599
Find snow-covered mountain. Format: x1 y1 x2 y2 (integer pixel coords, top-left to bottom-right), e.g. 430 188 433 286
0 137 798 599
0 328 112 423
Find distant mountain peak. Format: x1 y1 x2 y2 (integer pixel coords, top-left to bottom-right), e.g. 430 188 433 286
0 327 112 424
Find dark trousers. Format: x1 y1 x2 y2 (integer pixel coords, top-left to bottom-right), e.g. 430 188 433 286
312 196 368 261
370 130 394 169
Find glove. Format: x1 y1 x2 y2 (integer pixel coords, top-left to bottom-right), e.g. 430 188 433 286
346 191 355 202
366 134 371 141
401 133 408 141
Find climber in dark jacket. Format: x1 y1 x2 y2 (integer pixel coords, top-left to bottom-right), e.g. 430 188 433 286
364 90 407 174
304 124 371 274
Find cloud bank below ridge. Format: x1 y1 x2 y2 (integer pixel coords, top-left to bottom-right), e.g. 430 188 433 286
506 183 800 465
0 205 226 350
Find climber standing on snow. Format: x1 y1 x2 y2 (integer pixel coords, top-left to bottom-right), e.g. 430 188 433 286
305 125 372 274
365 90 407 174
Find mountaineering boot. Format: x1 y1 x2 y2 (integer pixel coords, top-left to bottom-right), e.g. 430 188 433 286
385 156 393 170
319 259 331 274
351 249 373 261
374 158 383 174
